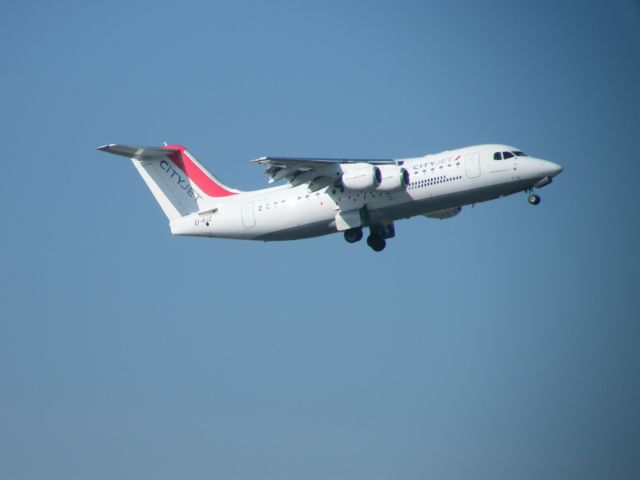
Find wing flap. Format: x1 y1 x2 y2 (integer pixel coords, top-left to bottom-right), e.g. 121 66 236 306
254 156 395 168
253 156 396 186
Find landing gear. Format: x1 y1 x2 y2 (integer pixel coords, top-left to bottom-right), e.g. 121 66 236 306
528 193 541 205
344 224 392 251
344 227 363 243
367 234 386 252
365 224 393 252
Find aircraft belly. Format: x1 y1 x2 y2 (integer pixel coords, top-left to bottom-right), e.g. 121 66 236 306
253 220 335 241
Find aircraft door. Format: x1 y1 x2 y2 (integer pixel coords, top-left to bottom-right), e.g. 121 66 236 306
241 203 255 228
465 153 481 178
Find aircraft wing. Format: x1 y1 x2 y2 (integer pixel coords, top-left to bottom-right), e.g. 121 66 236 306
253 156 396 190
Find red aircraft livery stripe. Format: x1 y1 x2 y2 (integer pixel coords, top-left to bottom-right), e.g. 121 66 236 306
163 145 237 197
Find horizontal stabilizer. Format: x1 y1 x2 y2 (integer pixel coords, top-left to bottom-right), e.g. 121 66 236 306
97 144 179 160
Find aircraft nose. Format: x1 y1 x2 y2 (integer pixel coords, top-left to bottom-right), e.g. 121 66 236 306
540 160 563 177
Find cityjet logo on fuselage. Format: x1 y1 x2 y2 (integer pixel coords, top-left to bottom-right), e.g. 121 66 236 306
159 160 202 201
412 155 462 171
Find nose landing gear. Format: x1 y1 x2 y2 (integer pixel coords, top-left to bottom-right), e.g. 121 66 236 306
528 193 541 205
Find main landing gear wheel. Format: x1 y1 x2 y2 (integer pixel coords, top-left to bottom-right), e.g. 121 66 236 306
367 234 386 252
528 194 541 205
344 227 363 243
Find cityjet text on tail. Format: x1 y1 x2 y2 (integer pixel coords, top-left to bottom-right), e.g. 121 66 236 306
97 143 563 252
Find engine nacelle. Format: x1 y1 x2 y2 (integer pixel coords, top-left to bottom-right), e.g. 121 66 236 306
376 165 409 192
423 206 462 219
340 163 381 191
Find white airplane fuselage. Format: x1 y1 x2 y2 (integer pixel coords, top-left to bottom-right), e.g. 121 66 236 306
168 144 562 242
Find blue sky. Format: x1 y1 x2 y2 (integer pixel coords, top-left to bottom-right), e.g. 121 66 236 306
1 1 639 479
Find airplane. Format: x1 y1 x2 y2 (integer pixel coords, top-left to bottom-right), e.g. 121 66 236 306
97 143 563 252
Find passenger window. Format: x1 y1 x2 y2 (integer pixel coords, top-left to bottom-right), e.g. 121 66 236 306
493 152 502 160
503 151 514 159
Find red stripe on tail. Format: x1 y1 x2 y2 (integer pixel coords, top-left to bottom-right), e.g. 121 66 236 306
163 145 237 197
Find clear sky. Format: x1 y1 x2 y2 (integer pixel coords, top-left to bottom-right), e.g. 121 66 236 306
1 1 639 479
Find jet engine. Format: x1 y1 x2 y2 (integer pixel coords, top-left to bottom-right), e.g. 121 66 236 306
340 164 381 191
423 206 462 219
376 165 410 192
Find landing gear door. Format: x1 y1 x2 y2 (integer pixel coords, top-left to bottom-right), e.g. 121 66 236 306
241 203 255 228
335 208 363 231
465 153 481 178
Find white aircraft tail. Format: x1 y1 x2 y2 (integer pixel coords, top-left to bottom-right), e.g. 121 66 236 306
97 144 240 219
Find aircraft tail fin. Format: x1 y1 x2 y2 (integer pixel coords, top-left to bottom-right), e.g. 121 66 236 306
97 144 240 220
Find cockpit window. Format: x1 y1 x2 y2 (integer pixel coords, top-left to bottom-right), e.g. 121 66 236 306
495 150 527 160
